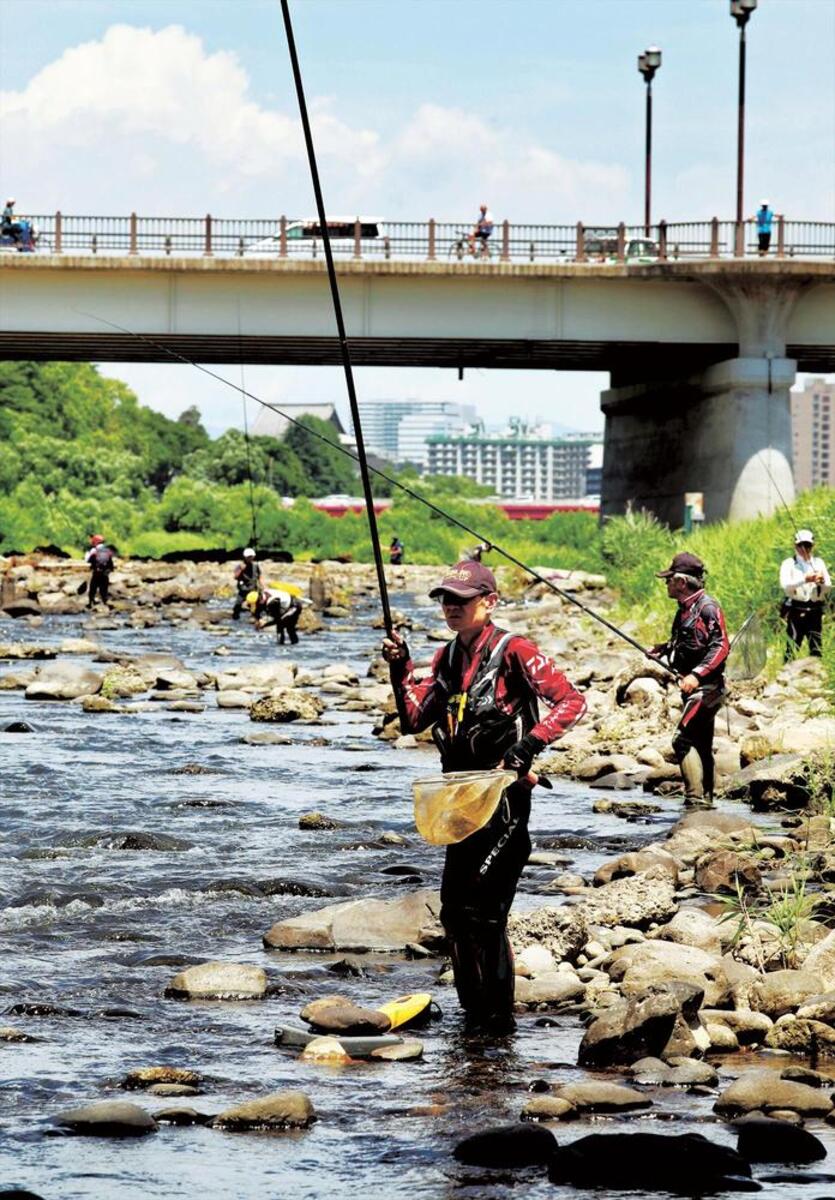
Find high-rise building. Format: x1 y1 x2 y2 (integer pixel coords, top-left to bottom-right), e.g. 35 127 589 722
349 399 476 466
426 423 603 500
791 378 835 491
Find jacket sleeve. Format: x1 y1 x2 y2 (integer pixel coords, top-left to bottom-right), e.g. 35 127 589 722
389 646 447 734
692 601 730 679
507 638 587 745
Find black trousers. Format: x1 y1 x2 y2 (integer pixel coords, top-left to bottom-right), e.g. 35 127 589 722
786 604 823 658
672 685 723 802
440 782 531 1024
274 603 301 645
758 232 771 253
88 572 109 606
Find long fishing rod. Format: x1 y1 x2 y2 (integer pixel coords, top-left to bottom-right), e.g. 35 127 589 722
237 305 258 547
755 449 798 531
279 0 393 639
78 307 673 671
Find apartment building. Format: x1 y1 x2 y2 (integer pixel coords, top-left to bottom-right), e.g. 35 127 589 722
791 378 834 490
426 426 601 500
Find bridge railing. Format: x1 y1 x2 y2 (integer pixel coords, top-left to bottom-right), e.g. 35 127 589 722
21 213 835 261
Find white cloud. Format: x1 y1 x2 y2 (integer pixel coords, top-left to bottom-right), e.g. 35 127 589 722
0 24 626 220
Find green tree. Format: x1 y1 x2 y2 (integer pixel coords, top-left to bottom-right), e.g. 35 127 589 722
283 415 357 496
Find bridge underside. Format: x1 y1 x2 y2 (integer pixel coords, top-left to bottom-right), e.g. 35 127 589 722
1 333 831 374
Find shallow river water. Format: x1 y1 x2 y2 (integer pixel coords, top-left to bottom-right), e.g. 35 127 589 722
1 595 833 1200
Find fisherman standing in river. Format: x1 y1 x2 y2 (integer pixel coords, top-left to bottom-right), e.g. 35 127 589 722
382 561 585 1034
649 552 729 809
85 534 114 609
232 547 261 621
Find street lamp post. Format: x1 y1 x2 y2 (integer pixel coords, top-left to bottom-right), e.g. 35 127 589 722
731 0 758 247
637 46 662 237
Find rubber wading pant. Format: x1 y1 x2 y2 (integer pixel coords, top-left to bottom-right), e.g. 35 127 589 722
276 604 301 645
439 782 531 1024
673 686 723 802
785 604 823 659
88 572 109 607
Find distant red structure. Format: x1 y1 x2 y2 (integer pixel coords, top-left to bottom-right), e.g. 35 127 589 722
311 496 598 520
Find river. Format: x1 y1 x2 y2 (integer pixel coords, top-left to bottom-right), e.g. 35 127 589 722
1 594 833 1199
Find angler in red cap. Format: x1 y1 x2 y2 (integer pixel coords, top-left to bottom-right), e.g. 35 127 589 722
382 560 585 1034
649 552 729 808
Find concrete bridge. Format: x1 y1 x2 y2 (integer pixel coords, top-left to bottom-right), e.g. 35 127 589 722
1 248 834 526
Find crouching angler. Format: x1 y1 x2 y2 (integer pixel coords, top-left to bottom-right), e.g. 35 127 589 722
383 561 586 1034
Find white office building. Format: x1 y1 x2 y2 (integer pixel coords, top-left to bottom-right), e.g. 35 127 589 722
350 399 476 466
426 425 603 500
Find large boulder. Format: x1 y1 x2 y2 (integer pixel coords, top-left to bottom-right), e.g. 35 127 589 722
695 851 761 894
751 969 824 1018
507 906 588 964
514 973 585 1008
647 908 723 955
578 990 683 1067
453 1123 557 1167
250 689 325 723
723 755 812 810
263 889 443 953
594 850 678 887
734 1114 827 1164
606 942 729 1006
575 869 678 930
801 928 835 990
764 1016 835 1056
549 1132 752 1192
25 663 102 701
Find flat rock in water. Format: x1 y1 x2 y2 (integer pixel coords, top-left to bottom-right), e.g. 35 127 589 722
553 1082 652 1113
211 1091 315 1130
715 1069 834 1117
578 991 683 1068
164 961 267 1000
153 1106 212 1127
300 1035 352 1064
521 1096 576 1121
300 997 391 1035
52 1100 158 1137
241 730 293 745
263 889 443 953
25 663 103 701
453 1123 557 1167
122 1066 201 1090
2 720 36 733
514 972 585 1007
250 689 325 723
370 1038 423 1061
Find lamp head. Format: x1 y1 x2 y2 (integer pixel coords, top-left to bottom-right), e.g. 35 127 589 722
638 46 661 82
731 0 757 26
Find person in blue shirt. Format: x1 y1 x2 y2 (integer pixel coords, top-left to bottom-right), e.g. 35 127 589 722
468 204 494 257
756 201 774 255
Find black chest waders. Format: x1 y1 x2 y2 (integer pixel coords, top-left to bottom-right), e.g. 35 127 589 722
433 627 538 1032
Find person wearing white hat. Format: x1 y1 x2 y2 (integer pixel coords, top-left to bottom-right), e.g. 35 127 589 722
779 530 830 658
232 547 261 621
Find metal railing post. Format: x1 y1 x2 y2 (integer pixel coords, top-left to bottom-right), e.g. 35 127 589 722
576 222 585 262
710 217 719 257
501 219 510 262
616 222 626 262
164 236 172 256
204 214 213 256
129 212 137 255
658 220 667 261
354 217 362 259
776 214 785 258
428 218 436 261
54 211 62 254
279 215 287 258
734 219 744 258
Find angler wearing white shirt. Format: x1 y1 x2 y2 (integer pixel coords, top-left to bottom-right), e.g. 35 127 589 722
779 529 831 659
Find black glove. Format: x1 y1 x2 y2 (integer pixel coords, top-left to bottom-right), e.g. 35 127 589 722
503 733 545 776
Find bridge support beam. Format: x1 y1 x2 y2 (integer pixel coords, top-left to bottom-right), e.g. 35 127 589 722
600 355 797 526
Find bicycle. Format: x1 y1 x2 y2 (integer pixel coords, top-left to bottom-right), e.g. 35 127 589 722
448 229 492 260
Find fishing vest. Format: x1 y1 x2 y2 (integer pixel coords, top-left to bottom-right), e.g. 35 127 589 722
669 592 725 682
431 625 538 771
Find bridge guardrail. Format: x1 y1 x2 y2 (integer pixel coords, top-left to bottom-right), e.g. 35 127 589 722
17 213 835 262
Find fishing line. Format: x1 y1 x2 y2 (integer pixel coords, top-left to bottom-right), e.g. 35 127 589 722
280 0 393 638
76 306 676 673
237 302 258 548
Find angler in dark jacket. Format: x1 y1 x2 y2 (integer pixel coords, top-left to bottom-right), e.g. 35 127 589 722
649 552 729 807
85 534 115 609
232 548 261 620
383 561 586 1033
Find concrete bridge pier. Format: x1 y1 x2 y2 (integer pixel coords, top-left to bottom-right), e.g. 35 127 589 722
600 274 809 526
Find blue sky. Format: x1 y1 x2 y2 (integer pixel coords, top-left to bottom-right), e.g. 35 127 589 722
2 0 833 434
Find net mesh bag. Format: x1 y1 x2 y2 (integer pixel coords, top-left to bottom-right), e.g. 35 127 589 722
412 769 516 845
726 612 768 681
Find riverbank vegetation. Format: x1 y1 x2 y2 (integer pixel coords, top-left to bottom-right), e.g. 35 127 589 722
0 361 831 694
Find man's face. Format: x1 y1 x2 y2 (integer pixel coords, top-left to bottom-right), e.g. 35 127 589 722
796 542 813 559
439 590 497 636
665 575 691 601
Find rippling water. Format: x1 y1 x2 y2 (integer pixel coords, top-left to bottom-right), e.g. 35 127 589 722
1 596 833 1199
